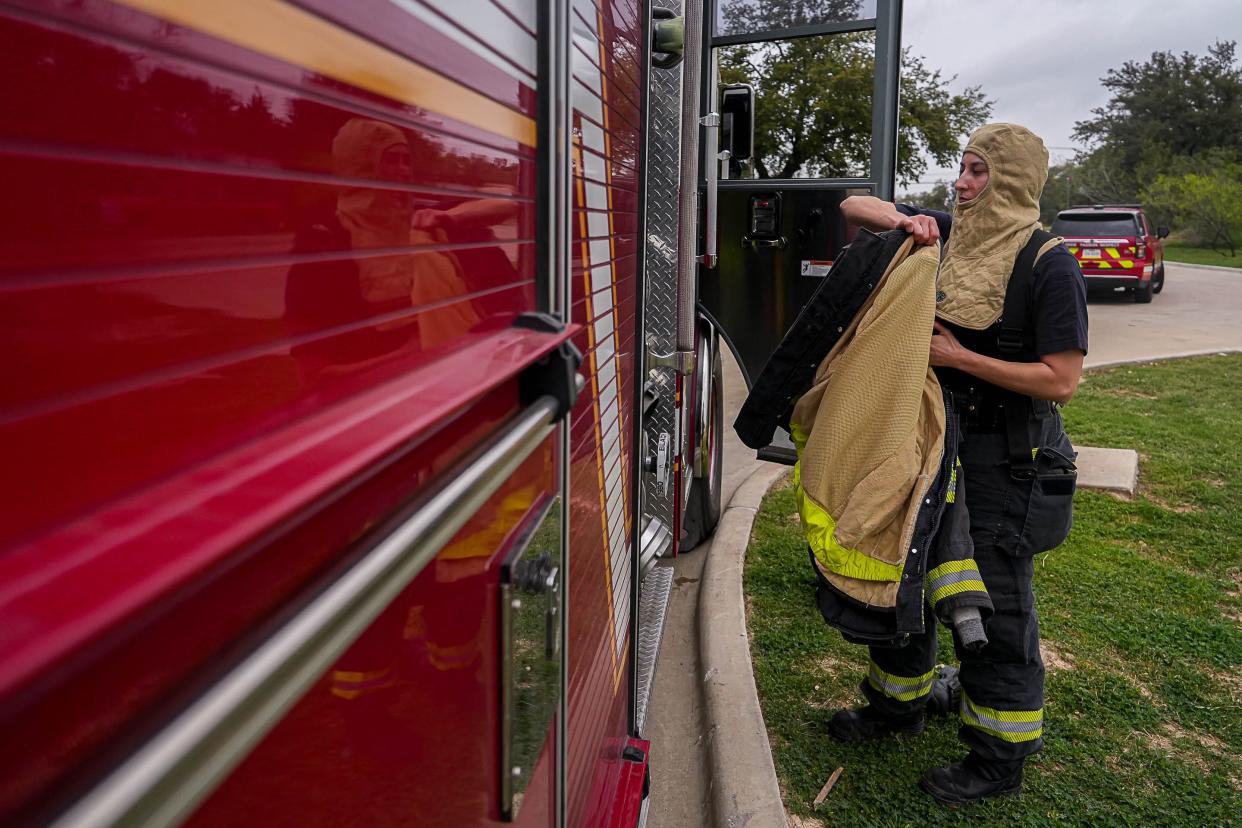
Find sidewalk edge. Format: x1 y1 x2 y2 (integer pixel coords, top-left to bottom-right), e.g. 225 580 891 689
699 462 790 828
1164 260 1242 274
1086 348 1242 372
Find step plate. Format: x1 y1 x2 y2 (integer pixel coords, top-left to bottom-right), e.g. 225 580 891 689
634 564 674 736
639 516 672 576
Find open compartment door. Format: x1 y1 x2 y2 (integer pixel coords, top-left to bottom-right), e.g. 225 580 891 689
697 0 904 462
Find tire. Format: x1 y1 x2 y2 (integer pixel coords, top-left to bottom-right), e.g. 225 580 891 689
1152 263 1165 294
1135 277 1154 303
680 335 723 551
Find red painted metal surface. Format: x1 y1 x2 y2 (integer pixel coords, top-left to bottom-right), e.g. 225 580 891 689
0 1 540 548
0 0 649 823
0 0 552 822
605 738 651 828
563 0 644 821
186 440 560 828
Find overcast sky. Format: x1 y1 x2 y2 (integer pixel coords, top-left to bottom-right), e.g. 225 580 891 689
899 0 1242 193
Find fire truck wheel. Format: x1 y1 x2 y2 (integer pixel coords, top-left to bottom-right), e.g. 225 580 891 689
1135 276 1154 303
1152 263 1165 294
681 340 723 550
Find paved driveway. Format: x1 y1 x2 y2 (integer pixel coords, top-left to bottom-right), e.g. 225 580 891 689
1083 263 1242 367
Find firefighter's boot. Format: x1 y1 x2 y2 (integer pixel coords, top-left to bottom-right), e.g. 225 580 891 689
919 754 1023 805
924 665 961 718
827 705 925 742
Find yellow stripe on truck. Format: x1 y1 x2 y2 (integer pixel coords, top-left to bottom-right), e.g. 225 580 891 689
113 0 537 147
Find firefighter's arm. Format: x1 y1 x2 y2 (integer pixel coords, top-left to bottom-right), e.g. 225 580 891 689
841 195 940 245
413 199 519 232
930 322 1084 405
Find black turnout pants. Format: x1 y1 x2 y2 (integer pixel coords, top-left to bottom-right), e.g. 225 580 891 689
861 414 1075 762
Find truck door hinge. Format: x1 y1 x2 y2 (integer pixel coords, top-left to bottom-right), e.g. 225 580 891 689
646 348 696 375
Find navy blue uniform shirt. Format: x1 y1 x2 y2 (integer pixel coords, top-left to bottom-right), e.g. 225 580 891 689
897 204 1089 396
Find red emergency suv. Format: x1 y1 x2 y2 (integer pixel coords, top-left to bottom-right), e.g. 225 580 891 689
1052 205 1169 303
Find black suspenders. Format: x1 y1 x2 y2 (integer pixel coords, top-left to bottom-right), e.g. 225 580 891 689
997 229 1056 480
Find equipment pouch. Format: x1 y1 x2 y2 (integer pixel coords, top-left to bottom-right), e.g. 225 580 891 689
1000 432 1077 556
1035 447 1077 496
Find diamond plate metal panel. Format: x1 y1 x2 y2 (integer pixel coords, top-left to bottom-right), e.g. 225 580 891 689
641 1 683 553
634 563 674 736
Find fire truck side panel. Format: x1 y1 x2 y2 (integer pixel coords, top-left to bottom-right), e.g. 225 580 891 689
0 0 538 547
184 441 560 828
0 0 640 824
563 0 644 823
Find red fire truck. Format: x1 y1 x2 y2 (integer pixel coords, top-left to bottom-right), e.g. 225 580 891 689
0 0 902 825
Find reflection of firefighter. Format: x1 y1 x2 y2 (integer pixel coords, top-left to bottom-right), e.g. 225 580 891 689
333 117 481 344
284 118 483 381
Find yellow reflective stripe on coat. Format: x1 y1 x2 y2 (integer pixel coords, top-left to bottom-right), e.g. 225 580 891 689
793 463 904 582
946 457 960 504
789 422 903 583
868 662 935 701
926 558 986 605
960 693 1043 742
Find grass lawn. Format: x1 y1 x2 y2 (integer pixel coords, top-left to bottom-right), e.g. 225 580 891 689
745 354 1242 826
1164 243 1242 269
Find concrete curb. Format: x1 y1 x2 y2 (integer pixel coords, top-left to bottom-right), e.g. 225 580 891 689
1085 348 1242 372
1164 260 1242 274
699 462 790 828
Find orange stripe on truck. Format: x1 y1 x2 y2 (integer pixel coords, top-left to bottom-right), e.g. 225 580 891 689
113 0 537 147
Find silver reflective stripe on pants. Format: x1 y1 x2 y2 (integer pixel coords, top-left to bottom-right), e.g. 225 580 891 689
867 663 934 702
960 694 1043 743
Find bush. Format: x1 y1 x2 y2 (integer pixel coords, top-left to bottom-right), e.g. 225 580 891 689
1143 153 1242 256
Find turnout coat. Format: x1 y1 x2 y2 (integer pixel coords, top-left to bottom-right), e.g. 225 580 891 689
735 229 992 646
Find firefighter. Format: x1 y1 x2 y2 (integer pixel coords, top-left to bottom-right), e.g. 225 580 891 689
835 123 1088 805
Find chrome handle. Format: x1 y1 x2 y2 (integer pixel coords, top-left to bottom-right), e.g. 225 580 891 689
743 236 787 250
701 51 721 269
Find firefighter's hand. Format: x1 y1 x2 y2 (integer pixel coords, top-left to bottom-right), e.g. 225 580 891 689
413 209 455 233
930 321 967 368
897 213 940 245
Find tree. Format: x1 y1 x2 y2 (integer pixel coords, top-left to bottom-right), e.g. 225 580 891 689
1072 41 1242 195
717 0 991 184
719 38 991 183
1142 154 1242 256
896 50 993 188
719 0 865 35
1036 157 1134 226
904 181 955 213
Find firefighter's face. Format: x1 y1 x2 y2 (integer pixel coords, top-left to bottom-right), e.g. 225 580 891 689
955 152 989 203
380 142 414 182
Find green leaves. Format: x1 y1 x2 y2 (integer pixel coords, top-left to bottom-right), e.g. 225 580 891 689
1062 40 1242 222
1142 155 1242 256
718 37 990 183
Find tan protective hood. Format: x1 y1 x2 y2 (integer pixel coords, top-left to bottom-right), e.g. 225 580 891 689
936 123 1049 329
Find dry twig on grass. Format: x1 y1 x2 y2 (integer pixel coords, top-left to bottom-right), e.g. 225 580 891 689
812 767 844 806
